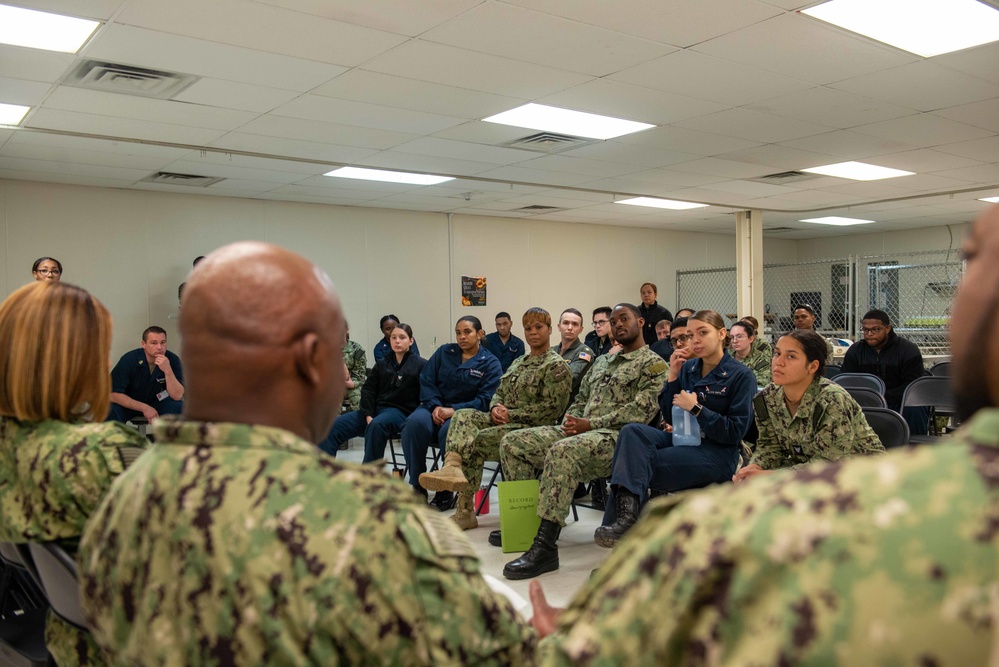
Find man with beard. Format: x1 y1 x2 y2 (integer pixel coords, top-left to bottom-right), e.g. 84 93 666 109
529 204 999 666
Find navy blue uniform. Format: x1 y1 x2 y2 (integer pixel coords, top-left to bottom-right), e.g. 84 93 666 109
639 302 673 347
584 331 614 357
401 344 502 486
605 352 755 521
373 338 420 363
482 332 525 372
108 348 184 422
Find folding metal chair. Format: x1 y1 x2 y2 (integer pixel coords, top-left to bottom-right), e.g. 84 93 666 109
846 387 887 409
862 407 910 449
901 376 956 444
824 364 843 379
833 373 886 394
930 361 951 377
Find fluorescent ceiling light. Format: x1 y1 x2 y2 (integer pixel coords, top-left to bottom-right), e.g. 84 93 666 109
616 197 708 210
980 196 999 203
324 167 454 186
0 4 100 54
801 161 913 181
0 103 29 125
483 103 654 140
800 216 876 226
803 0 999 58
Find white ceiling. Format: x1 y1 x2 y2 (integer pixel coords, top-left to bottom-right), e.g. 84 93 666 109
0 0 997 238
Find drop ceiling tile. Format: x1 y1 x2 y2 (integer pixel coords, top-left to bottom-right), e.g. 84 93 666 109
474 165 597 187
271 95 465 135
502 0 782 48
236 116 415 150
519 188 613 203
7 130 193 158
704 180 797 197
157 160 305 184
540 78 727 125
430 121 541 146
179 152 332 175
267 183 385 199
116 0 406 66
893 174 979 192
43 86 259 131
0 45 74 84
932 136 999 163
933 41 999 86
84 24 347 92
614 125 762 156
669 157 782 179
866 149 984 174
770 189 852 205
361 40 592 99
203 179 284 193
780 130 916 159
608 49 813 107
0 156 147 181
0 169 136 188
313 70 522 119
851 114 993 148
715 144 839 170
692 13 916 85
356 151 498 177
755 0 811 8
0 77 53 106
674 108 834 144
434 179 548 195
391 137 533 165
254 0 482 37
931 164 999 184
26 108 226 145
290 175 422 193
10 0 128 20
208 132 379 164
830 61 999 112
0 129 14 146
420 2 676 76
652 187 749 206
933 98 999 134
173 79 300 114
745 87 916 129
515 154 645 178
615 168 729 187
817 181 911 198
561 141 699 168
0 141 177 170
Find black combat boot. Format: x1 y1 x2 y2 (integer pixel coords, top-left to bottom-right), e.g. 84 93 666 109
593 489 640 548
502 520 561 580
590 479 607 511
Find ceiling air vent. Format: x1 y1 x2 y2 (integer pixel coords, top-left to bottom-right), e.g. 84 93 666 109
751 170 823 185
516 205 564 214
505 132 597 154
763 226 796 232
139 172 225 188
65 60 199 99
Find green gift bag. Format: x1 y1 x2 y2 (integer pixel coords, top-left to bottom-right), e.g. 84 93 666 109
498 480 541 553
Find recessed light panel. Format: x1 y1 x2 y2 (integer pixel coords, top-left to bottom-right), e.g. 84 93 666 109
803 0 999 58
801 161 913 181
979 196 999 203
483 103 654 140
616 197 708 210
0 103 29 125
0 4 100 54
324 167 454 186
800 216 876 226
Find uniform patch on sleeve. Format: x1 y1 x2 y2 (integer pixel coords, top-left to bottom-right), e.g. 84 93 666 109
579 352 592 362
553 362 569 379
413 508 478 560
648 361 668 375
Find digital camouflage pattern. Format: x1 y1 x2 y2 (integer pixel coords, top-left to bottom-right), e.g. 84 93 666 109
445 351 572 500
750 377 884 470
557 338 596 405
540 407 999 666
0 417 145 667
752 336 772 359
342 339 367 412
79 418 535 666
734 346 772 386
500 347 666 525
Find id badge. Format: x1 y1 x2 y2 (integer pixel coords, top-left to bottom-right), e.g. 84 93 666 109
156 390 169 402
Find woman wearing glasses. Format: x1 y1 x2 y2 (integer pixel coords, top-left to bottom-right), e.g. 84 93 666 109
730 320 772 386
31 257 62 282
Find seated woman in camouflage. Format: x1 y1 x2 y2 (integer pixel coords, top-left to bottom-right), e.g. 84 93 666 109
734 329 884 484
0 281 146 666
729 319 771 386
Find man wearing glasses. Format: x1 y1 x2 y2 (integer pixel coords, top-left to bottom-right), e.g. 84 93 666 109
841 309 928 435
584 307 614 357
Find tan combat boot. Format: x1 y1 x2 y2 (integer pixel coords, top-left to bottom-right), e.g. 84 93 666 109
451 492 478 531
419 451 469 492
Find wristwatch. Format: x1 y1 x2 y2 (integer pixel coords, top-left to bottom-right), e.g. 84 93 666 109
690 403 703 417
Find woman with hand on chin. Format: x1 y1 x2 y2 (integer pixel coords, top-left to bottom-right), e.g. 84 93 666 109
595 310 756 547
734 329 883 485
401 316 501 507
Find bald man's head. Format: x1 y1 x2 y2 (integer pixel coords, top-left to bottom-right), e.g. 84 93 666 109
952 204 999 421
180 242 345 442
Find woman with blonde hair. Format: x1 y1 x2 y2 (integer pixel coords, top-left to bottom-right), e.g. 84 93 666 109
0 281 145 666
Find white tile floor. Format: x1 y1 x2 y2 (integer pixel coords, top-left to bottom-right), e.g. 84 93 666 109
337 440 613 611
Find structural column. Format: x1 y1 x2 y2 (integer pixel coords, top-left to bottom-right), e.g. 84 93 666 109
735 209 764 329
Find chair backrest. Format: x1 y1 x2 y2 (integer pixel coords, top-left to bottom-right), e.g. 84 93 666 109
833 373 886 394
824 364 843 379
901 376 956 411
862 408 910 449
27 543 88 629
930 361 951 377
0 542 25 569
847 387 888 409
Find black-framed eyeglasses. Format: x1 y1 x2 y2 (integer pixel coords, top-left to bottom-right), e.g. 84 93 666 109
592 320 608 327
862 326 884 335
670 333 693 344
35 269 61 275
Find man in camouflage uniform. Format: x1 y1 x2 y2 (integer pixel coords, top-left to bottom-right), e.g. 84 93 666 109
530 204 999 665
342 323 366 414
419 308 572 531
498 304 666 580
78 241 535 666
555 308 595 405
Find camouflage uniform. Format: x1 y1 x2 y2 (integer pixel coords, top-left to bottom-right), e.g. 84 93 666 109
752 335 772 359
540 409 999 666
342 339 367 412
0 417 145 667
733 345 772 386
557 338 595 405
446 350 572 502
500 348 666 526
79 418 535 666
751 377 884 470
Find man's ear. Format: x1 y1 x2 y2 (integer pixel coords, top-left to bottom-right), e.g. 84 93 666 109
293 332 323 386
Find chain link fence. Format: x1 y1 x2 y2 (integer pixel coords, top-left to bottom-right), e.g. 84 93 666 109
762 258 853 340
675 266 737 324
